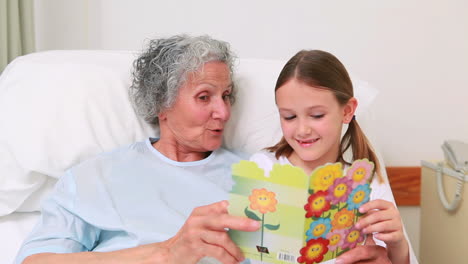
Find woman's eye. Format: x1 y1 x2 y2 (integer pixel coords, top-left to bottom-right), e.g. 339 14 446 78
312 114 324 119
199 95 209 101
222 94 232 101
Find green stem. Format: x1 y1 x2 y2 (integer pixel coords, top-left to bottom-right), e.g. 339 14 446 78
338 202 345 211
261 213 265 261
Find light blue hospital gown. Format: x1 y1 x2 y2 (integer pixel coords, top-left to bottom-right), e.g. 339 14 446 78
15 138 244 264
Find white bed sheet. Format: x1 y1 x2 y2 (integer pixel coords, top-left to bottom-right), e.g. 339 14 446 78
0 212 39 264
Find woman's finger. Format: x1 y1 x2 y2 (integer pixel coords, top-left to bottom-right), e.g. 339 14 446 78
200 230 244 262
191 200 230 216
169 201 260 264
168 224 243 263
202 213 260 232
200 243 241 264
176 239 240 264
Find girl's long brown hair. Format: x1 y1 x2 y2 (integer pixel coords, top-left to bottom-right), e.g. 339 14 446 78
267 50 383 182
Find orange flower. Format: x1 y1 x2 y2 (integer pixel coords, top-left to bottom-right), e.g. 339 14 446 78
331 208 355 230
249 188 278 214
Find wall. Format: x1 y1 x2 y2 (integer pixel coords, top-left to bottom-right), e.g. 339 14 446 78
34 0 468 259
35 0 468 166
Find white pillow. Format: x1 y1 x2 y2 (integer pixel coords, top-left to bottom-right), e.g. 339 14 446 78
0 52 378 216
0 50 157 216
224 58 285 155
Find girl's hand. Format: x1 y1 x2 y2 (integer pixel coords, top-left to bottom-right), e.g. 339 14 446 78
356 199 404 245
355 199 409 264
335 236 390 264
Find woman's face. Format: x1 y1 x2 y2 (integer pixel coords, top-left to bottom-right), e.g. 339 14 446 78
159 61 232 154
276 79 355 171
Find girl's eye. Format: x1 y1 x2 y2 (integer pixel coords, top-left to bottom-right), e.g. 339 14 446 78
312 114 324 119
283 115 296 121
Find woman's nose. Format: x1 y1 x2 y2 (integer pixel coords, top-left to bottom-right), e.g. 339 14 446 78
212 98 230 121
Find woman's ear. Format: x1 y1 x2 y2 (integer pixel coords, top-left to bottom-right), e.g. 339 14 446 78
158 111 167 122
343 97 358 124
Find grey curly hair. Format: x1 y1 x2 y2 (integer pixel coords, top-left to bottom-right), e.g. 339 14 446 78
129 34 236 125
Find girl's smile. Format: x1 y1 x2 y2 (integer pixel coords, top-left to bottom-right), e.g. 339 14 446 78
296 138 320 148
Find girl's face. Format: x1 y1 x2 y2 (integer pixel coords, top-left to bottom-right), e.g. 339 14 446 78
276 79 356 173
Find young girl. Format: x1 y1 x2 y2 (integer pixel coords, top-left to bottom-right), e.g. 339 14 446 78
250 50 417 264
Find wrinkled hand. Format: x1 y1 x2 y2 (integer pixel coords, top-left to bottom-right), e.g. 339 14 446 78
335 236 391 264
355 199 404 246
162 200 260 264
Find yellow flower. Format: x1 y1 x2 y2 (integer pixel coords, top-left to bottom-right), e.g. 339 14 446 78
310 163 343 191
249 188 278 214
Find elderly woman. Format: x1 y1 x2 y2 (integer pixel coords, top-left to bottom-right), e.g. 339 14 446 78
16 35 259 264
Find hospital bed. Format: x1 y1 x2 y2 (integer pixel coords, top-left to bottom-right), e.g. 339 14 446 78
0 50 381 264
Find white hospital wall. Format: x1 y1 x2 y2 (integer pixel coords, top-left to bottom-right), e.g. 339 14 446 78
34 0 468 166
34 0 468 259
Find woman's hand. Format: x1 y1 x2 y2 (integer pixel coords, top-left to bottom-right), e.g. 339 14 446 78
160 200 260 264
354 199 409 264
23 201 259 264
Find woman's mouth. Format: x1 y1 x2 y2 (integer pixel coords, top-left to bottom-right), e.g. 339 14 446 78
209 128 223 135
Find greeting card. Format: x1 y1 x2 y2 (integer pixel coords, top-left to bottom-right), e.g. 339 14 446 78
228 159 374 264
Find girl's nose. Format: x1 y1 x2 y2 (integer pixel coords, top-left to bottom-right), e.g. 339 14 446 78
298 119 312 136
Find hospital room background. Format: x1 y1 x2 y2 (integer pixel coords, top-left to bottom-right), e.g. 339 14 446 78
2 0 468 263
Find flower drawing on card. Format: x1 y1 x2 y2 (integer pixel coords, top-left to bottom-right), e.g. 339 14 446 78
341 227 365 250
331 208 355 230
245 188 280 261
310 163 343 191
326 177 353 205
304 191 331 218
249 188 278 214
326 229 346 251
346 159 374 188
306 218 332 240
297 238 329 264
228 159 374 264
347 184 371 210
